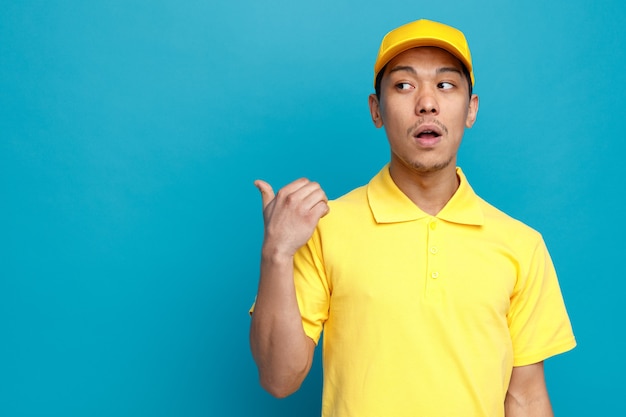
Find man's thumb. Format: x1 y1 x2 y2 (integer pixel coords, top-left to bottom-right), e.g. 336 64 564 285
254 180 275 209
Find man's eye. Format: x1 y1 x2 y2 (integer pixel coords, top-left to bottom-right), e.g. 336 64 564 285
438 82 454 90
396 82 413 90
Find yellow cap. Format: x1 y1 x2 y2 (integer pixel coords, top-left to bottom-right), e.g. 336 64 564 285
373 19 474 87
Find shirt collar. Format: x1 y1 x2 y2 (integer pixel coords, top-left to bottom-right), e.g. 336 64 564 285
367 165 484 226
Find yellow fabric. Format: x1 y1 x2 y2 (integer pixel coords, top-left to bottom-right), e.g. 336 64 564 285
293 165 576 417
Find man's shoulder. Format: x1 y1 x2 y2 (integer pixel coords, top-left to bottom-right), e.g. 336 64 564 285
476 195 543 242
331 183 368 205
328 185 369 215
318 184 371 228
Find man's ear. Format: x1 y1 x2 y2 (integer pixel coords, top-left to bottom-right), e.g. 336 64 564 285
369 94 384 128
465 94 479 128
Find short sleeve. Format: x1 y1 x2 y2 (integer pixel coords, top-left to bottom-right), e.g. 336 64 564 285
292 227 331 345
508 238 576 366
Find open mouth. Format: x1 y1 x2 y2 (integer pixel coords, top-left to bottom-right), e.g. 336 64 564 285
412 124 444 146
415 130 441 139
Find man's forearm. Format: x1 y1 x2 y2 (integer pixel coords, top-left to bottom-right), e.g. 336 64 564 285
249 252 314 398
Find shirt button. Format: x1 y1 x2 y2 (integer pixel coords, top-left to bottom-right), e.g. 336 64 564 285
430 222 437 230
430 247 438 254
431 271 439 279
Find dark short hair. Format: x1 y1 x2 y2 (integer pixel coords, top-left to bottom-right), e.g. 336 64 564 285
374 62 473 100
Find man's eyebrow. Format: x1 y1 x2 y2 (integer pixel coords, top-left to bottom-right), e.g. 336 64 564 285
388 65 417 76
436 66 463 77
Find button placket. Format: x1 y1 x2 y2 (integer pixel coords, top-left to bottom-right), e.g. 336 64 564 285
426 218 442 295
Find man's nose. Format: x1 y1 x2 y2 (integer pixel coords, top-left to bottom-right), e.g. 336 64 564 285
416 88 439 115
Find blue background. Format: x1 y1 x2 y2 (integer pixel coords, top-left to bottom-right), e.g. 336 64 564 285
1 0 623 415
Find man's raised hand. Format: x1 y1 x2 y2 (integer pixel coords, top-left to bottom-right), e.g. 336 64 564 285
254 178 329 259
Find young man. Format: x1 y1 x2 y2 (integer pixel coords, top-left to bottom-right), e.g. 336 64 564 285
250 19 576 417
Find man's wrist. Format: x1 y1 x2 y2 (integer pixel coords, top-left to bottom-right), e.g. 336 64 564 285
261 244 296 265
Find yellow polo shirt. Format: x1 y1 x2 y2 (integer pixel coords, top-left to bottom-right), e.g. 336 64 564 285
293 165 576 417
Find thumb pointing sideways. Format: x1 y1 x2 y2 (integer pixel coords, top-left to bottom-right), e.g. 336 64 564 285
254 180 275 210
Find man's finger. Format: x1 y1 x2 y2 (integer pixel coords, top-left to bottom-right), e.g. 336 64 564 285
311 200 330 219
254 180 275 210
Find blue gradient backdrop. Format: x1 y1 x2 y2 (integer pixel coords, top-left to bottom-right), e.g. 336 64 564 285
1 1 623 415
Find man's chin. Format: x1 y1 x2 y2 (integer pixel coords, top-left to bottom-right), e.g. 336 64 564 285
408 158 453 174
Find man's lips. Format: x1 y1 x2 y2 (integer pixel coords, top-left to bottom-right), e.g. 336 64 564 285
412 124 444 147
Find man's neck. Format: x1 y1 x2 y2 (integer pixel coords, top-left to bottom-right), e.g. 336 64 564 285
389 162 460 216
